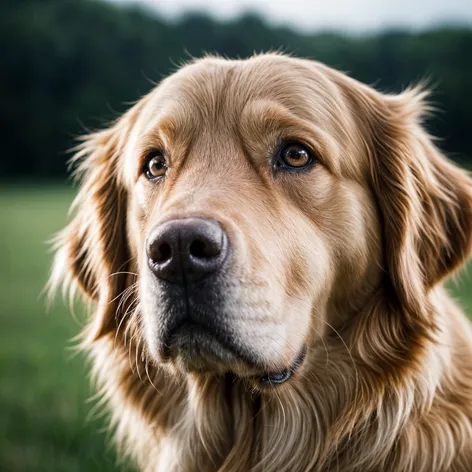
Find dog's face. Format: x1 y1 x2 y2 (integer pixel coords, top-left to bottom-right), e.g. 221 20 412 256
54 54 472 386
124 56 381 379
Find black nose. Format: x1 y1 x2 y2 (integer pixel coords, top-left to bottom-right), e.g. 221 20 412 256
147 218 228 283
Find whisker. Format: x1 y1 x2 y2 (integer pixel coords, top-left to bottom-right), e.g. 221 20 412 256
312 312 360 402
107 271 138 279
115 284 137 318
145 359 162 395
135 336 144 383
106 281 138 306
114 297 139 350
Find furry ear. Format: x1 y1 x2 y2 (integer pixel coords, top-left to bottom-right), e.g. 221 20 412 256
50 117 132 343
369 88 472 326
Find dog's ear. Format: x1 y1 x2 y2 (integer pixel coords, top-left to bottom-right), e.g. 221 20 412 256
50 114 134 343
367 88 472 326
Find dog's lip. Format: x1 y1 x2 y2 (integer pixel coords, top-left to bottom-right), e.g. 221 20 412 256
160 320 307 382
259 344 307 386
161 320 255 365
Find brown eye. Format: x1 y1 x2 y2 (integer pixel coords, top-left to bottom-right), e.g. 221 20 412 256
278 143 313 170
144 151 167 180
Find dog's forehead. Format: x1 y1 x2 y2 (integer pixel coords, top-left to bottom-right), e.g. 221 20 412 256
137 55 345 135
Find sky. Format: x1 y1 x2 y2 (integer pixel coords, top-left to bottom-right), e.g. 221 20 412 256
111 0 472 32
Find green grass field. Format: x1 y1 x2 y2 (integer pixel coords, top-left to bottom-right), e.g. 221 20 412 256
1 184 471 472
0 184 132 472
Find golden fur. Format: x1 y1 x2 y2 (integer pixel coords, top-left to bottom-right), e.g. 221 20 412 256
51 53 472 471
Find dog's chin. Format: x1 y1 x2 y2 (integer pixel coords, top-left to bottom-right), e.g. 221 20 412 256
164 323 252 376
157 321 260 377
155 321 307 386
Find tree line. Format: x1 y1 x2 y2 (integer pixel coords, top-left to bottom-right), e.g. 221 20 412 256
1 0 472 177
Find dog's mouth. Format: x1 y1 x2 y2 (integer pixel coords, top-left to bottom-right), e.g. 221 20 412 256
161 320 307 385
258 344 307 385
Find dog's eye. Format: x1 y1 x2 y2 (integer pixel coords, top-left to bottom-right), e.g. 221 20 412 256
277 143 314 170
144 151 167 180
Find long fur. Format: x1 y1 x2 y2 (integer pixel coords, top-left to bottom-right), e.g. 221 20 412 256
50 53 472 471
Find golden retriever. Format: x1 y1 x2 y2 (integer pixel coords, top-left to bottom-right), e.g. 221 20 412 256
51 53 472 471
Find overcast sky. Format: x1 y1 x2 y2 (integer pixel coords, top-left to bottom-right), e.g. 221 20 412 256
112 0 472 32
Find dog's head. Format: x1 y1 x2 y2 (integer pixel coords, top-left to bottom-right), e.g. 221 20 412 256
52 54 472 386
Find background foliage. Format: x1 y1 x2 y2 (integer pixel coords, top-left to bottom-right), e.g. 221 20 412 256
1 0 472 178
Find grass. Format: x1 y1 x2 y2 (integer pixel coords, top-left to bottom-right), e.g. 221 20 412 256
0 184 131 472
0 183 471 471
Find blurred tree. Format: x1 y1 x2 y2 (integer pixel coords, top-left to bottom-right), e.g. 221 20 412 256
1 0 471 177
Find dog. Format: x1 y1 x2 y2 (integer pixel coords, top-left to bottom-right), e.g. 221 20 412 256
51 53 472 471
